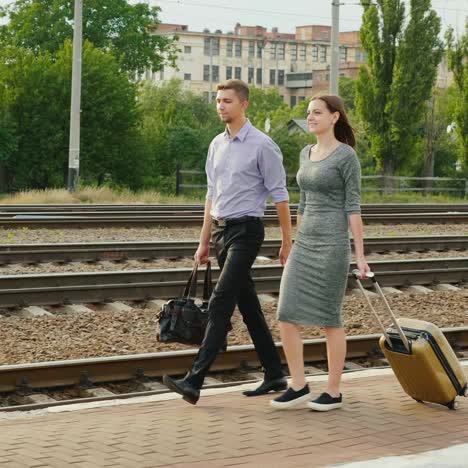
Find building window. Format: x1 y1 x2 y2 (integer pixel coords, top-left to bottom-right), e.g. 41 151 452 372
356 49 367 62
226 66 232 80
270 43 277 59
326 73 330 81
249 41 255 57
298 96 305 102
320 46 327 63
203 65 218 82
235 40 242 57
312 45 318 62
184 73 191 81
257 42 263 58
290 95 297 107
277 43 285 60
299 44 306 61
204 91 216 101
340 47 347 63
270 69 276 85
256 68 262 85
235 67 242 79
278 69 285 86
184 46 192 54
204 37 220 56
227 39 233 57
290 44 297 61
248 67 254 84
212 65 219 82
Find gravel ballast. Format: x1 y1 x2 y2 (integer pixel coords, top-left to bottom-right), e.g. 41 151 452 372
0 291 466 365
0 223 466 244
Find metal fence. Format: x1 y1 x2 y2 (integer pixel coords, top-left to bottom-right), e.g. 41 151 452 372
175 165 468 198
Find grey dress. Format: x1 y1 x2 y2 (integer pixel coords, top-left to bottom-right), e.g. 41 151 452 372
277 143 361 327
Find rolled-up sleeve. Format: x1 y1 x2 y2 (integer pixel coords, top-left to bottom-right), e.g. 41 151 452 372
341 149 361 214
258 138 289 203
205 143 214 200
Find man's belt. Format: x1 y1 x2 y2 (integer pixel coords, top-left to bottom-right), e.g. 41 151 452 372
212 216 261 227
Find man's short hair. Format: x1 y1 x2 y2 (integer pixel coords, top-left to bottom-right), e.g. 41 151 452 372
216 79 249 101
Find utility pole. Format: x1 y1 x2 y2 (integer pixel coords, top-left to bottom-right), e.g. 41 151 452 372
330 0 340 95
208 36 213 103
67 0 83 193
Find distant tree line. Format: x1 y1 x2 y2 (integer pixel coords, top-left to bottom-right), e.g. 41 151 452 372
0 0 465 194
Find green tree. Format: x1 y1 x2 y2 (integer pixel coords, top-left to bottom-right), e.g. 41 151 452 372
0 0 178 74
338 76 356 112
0 104 17 192
0 80 16 171
446 22 468 172
356 0 443 189
247 86 289 130
138 80 223 191
0 41 145 190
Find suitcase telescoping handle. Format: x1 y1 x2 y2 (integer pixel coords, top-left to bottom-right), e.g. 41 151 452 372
352 270 410 352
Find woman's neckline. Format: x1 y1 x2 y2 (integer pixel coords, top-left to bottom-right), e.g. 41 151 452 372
307 142 344 162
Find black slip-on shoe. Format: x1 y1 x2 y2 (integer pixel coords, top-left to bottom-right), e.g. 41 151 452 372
307 392 343 411
162 375 200 405
270 384 311 409
243 377 287 397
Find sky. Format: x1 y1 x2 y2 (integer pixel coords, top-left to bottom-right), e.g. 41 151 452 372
0 0 467 37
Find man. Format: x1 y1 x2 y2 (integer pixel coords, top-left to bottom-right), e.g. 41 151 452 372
163 79 292 405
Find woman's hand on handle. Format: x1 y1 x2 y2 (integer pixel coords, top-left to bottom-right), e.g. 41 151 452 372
355 256 371 279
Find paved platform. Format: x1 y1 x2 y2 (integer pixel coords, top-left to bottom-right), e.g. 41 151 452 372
0 364 467 468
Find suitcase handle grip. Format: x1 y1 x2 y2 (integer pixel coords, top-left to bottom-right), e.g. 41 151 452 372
352 270 410 352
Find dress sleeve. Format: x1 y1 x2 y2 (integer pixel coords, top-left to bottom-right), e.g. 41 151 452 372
297 145 310 216
340 147 361 214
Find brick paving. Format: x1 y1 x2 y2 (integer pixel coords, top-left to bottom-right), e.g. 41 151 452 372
0 367 467 468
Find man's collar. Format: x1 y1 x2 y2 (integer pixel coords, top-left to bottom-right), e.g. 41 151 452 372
223 119 252 142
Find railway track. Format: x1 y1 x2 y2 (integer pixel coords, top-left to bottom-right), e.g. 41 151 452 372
1 212 468 228
1 327 467 411
0 235 465 265
0 202 467 227
1 203 467 213
0 257 466 308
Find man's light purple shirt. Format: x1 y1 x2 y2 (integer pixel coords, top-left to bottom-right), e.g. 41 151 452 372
205 120 289 219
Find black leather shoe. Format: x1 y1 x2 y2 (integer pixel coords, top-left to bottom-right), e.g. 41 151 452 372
162 375 200 405
243 377 287 397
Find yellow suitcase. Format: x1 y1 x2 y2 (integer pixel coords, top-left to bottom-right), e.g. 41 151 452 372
354 271 468 410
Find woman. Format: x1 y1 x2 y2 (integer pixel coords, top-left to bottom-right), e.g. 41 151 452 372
271 95 370 411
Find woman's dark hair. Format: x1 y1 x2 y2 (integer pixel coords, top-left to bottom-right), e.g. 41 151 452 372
310 94 356 148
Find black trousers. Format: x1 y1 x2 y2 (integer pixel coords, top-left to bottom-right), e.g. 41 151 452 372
185 218 284 389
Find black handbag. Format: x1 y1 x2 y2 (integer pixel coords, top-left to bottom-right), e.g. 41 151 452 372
157 261 213 345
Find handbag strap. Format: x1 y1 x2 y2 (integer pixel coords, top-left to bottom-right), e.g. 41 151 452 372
202 261 212 301
183 261 212 300
183 263 199 298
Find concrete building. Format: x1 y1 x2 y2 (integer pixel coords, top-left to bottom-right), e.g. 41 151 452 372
149 23 367 106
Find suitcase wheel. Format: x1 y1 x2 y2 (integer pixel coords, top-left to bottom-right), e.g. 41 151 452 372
447 400 459 410
413 398 423 404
